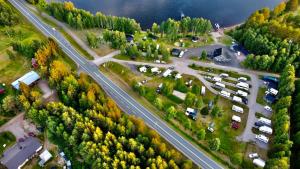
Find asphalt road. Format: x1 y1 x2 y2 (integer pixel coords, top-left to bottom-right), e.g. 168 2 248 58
9 0 224 168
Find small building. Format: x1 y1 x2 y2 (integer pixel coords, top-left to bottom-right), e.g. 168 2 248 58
253 158 266 168
185 108 198 120
201 86 206 95
232 115 241 123
0 137 42 169
39 150 52 166
139 66 147 73
11 71 40 90
162 69 172 77
232 105 244 114
213 48 223 57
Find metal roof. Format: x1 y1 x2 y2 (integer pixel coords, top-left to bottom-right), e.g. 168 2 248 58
0 137 42 169
11 71 40 90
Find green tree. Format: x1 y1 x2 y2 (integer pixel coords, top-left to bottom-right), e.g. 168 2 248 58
286 0 298 11
200 50 207 60
211 106 221 118
166 106 177 120
196 129 206 140
208 138 221 151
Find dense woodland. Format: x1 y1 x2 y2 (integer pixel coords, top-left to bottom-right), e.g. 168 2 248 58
15 39 193 169
265 64 295 169
0 0 18 26
231 0 300 75
291 80 300 168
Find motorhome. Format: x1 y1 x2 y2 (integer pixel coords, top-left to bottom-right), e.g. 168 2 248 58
201 86 206 95
236 90 248 97
258 117 272 126
219 73 229 78
233 96 242 103
214 82 225 89
232 105 244 113
236 82 249 90
220 90 230 98
232 115 241 123
259 126 273 135
238 77 248 82
162 69 172 77
255 134 269 143
253 158 266 168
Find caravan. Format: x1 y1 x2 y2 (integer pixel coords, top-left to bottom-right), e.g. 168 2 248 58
214 82 225 89
220 90 231 98
236 82 249 91
232 115 241 123
258 117 272 126
259 126 273 135
236 90 248 97
233 96 242 103
232 105 244 113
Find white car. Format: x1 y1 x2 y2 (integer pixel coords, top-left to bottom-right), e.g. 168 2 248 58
249 153 259 159
264 106 272 112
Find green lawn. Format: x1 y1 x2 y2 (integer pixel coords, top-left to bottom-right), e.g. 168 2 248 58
100 61 250 168
0 131 16 155
218 35 234 46
256 87 267 105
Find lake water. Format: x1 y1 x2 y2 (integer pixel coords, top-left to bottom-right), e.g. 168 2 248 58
57 0 282 29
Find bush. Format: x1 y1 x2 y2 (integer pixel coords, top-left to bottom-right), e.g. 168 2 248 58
230 153 243 165
208 138 220 151
200 106 209 115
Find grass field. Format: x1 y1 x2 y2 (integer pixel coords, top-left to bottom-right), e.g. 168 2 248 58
256 87 267 105
0 131 16 155
100 61 251 168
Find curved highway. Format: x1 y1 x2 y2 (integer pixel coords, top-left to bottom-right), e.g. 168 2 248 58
9 0 225 168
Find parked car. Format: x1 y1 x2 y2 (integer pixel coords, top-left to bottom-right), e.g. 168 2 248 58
264 106 272 112
249 153 259 159
242 97 248 104
254 121 265 128
207 122 215 133
28 132 35 137
18 138 25 142
231 121 239 129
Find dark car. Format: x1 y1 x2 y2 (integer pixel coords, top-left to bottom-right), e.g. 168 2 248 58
18 138 25 142
242 97 248 104
126 34 134 42
254 121 264 128
28 132 35 137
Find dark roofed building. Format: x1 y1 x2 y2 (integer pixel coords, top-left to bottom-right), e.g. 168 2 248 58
0 137 42 169
213 48 223 57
